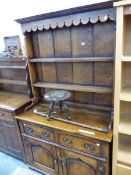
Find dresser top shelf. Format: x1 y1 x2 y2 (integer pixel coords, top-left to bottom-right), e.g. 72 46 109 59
0 91 31 111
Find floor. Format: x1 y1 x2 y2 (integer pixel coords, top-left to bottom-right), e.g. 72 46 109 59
0 151 45 175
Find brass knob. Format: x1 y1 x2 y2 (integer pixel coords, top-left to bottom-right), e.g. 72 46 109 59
84 143 95 151
24 127 33 134
42 131 49 138
63 138 72 145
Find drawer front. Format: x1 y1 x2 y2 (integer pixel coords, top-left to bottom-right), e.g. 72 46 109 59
22 122 55 142
59 133 105 157
0 110 13 121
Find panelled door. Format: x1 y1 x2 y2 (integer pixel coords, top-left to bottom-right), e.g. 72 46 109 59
23 136 59 175
0 119 22 158
61 149 107 175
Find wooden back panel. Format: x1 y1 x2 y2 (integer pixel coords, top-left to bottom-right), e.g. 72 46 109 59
0 57 30 95
30 21 114 108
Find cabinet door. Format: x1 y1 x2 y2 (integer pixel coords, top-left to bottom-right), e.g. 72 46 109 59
0 120 23 158
61 149 108 175
0 121 7 151
23 136 58 175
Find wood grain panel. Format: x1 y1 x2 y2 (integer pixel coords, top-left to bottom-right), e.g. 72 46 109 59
9 124 22 157
1 84 28 94
2 121 14 151
22 122 55 141
31 32 43 81
62 149 108 175
25 32 39 98
35 63 43 81
59 133 105 157
93 21 114 108
94 93 112 106
38 30 57 83
73 92 93 104
0 122 7 151
23 136 58 174
41 63 57 83
71 24 93 57
94 62 113 86
44 88 51 94
71 25 93 87
0 69 26 81
56 63 72 83
93 21 114 56
73 62 93 85
53 28 72 84
53 28 71 57
32 31 40 57
38 30 54 57
32 145 55 168
39 88 45 98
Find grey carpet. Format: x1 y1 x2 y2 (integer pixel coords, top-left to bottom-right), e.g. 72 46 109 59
0 151 44 175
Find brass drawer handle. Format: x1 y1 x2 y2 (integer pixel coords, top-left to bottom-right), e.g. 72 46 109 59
57 156 65 166
63 138 72 145
84 143 95 151
24 127 33 135
42 131 49 138
98 165 104 174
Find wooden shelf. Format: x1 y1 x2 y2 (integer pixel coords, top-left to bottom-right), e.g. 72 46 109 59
0 66 26 69
119 117 131 135
0 90 30 111
122 56 131 62
116 164 131 175
120 87 131 101
0 57 26 62
0 79 27 86
118 146 131 165
30 57 114 63
33 82 112 93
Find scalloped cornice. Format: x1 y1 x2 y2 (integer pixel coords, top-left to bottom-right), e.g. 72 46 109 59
20 8 115 33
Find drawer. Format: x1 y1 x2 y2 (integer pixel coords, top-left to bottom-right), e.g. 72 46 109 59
22 122 55 142
59 133 106 157
0 110 13 121
117 164 131 175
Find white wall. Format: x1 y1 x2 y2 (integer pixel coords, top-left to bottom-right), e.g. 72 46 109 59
0 0 109 52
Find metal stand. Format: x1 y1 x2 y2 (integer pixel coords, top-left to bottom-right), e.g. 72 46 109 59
47 100 71 120
34 90 71 121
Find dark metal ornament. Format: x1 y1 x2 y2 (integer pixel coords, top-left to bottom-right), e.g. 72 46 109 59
34 90 71 120
44 90 71 101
